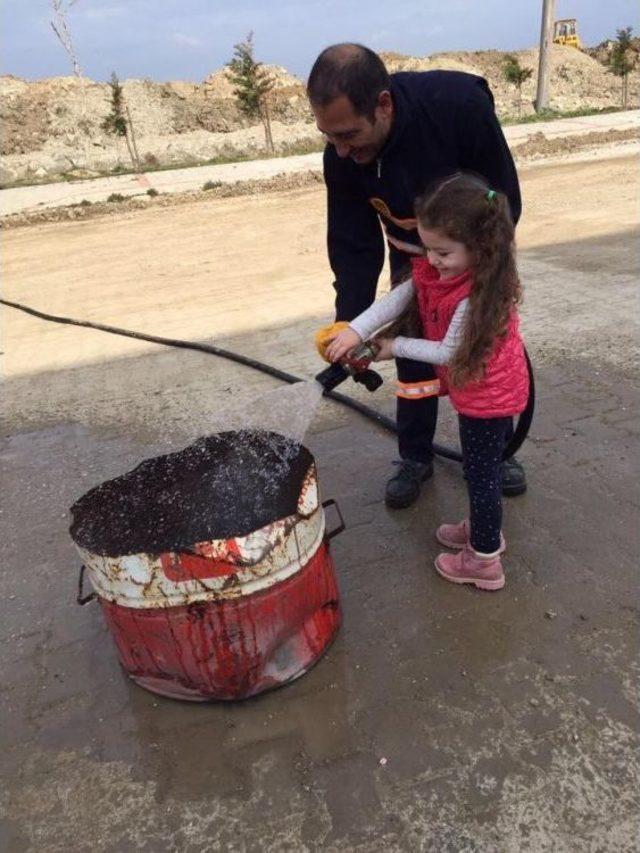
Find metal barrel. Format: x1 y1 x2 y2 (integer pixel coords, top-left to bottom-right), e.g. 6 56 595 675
72 441 344 701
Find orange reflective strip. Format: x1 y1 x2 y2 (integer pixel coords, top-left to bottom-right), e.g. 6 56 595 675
396 379 440 400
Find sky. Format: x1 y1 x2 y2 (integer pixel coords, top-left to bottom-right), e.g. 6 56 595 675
2 0 638 82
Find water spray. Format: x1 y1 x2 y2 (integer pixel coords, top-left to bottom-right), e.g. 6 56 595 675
0 297 534 461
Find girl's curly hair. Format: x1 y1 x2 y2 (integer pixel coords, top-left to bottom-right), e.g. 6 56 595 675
414 172 522 388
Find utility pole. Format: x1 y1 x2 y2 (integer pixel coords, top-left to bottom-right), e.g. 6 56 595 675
535 0 555 111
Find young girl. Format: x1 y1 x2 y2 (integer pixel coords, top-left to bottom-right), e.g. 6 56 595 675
326 173 529 591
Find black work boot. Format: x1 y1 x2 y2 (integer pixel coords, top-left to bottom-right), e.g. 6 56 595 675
501 456 527 497
385 459 434 509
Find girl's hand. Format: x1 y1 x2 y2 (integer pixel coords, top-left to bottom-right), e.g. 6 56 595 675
372 337 395 361
325 327 363 363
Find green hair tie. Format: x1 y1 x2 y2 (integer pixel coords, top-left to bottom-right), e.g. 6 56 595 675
487 190 497 201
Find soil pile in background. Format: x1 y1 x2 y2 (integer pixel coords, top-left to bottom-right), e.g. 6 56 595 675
380 44 639 116
584 35 640 66
1 44 637 184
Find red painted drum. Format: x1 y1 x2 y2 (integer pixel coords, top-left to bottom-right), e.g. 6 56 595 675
71 431 343 701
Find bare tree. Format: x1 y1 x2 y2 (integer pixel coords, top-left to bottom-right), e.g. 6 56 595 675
50 0 87 119
50 0 83 80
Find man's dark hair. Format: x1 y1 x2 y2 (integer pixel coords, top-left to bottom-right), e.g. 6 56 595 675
307 43 391 121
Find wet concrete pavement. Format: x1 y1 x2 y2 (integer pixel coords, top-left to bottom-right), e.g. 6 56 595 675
2 353 638 850
1 170 639 849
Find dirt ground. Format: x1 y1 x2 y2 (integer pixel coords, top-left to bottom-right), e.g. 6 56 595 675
1 152 639 850
2 153 637 414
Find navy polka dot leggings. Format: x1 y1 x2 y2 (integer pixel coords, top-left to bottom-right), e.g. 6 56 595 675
458 414 512 554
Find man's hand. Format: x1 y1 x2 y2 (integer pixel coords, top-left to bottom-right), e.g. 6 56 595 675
325 327 363 363
372 337 395 361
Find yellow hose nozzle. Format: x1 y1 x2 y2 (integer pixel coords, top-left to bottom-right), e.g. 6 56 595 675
314 321 350 362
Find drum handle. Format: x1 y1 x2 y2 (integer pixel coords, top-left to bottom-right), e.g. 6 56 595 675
322 498 345 540
77 564 97 605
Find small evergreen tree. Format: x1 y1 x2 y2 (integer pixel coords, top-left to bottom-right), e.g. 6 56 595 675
102 72 140 170
227 32 275 153
503 54 533 117
607 27 637 108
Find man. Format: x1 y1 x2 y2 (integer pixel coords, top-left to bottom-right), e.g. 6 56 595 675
307 43 526 507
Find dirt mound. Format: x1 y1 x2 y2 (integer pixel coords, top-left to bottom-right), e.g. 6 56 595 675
0 66 309 164
1 44 637 184
585 36 640 66
381 44 639 115
203 64 303 98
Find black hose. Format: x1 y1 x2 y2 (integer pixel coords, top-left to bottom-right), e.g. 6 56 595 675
0 297 533 461
506 349 535 460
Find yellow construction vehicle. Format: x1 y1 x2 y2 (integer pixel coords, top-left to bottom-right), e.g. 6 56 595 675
553 19 582 49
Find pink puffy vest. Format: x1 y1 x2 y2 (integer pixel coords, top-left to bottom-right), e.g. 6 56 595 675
411 257 529 418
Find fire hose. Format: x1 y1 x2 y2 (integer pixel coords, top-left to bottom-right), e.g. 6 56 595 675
0 297 534 462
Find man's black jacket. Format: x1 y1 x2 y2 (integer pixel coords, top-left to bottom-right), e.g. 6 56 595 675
323 70 521 321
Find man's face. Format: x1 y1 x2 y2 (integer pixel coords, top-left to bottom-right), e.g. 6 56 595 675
312 92 393 165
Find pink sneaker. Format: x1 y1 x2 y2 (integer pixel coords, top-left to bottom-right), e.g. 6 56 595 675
434 545 505 591
436 519 506 554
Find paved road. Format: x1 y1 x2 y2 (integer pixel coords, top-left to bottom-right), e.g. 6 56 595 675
1 110 638 216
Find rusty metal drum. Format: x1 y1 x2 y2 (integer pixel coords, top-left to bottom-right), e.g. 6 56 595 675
70 430 343 701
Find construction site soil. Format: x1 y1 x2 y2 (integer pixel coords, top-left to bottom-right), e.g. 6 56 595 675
1 44 638 184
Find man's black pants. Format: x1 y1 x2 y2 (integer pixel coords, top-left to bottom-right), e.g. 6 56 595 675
396 357 514 464
396 357 439 463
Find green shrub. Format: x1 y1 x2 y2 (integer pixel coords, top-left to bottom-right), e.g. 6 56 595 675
146 188 159 197
202 180 223 191
106 192 127 203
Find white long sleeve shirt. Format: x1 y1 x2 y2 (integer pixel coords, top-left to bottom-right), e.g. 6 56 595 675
348 278 469 365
